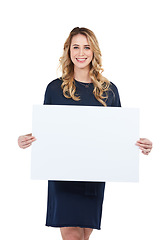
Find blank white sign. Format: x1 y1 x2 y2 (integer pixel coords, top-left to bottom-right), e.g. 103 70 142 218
31 105 139 182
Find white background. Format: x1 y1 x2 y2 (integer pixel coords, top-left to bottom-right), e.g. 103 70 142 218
0 0 159 239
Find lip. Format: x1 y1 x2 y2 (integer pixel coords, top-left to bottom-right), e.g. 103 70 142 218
76 58 87 63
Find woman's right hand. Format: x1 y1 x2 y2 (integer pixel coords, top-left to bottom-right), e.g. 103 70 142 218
18 133 36 149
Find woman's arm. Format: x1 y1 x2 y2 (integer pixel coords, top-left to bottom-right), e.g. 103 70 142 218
136 138 152 155
18 133 36 149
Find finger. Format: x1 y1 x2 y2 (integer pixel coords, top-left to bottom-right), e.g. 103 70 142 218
136 140 152 146
22 136 36 143
19 138 36 147
140 147 151 154
26 133 32 137
142 150 150 155
136 143 152 151
142 151 149 155
138 138 152 145
22 138 36 146
136 143 152 149
24 136 36 140
22 143 32 149
19 143 31 149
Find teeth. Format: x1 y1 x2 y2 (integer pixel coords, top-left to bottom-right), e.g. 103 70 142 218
77 58 86 61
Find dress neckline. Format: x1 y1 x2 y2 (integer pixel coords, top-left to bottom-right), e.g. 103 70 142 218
74 79 93 88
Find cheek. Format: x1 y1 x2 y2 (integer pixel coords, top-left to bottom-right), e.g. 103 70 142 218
88 50 93 58
70 50 75 62
70 49 77 60
89 52 93 60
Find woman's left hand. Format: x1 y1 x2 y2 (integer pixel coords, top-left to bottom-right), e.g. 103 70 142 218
136 138 153 155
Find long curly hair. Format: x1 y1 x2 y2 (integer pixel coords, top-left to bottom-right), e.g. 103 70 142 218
58 27 110 106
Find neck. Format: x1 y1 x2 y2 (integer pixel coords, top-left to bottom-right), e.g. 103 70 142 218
74 66 92 83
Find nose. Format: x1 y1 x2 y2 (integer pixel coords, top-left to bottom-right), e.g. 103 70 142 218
79 47 84 56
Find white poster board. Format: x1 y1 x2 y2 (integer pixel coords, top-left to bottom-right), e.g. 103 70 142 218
31 105 139 182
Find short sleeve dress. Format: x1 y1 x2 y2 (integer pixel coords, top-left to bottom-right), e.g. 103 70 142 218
44 78 121 230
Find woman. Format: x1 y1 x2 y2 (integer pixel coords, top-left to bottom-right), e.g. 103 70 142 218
18 27 152 240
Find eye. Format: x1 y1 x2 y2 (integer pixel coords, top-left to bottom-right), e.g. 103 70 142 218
73 46 79 49
85 46 90 50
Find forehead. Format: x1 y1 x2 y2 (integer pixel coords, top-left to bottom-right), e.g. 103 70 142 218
71 34 89 45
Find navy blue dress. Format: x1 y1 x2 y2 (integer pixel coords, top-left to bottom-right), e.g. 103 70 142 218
44 78 121 230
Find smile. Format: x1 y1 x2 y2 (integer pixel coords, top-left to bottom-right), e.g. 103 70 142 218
76 58 87 63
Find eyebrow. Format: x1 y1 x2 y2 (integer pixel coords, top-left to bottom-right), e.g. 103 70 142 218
72 44 90 46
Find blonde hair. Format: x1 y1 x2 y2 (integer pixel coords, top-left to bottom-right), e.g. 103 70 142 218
58 27 110 106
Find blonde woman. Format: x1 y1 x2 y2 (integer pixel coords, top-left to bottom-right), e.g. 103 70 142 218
18 27 152 240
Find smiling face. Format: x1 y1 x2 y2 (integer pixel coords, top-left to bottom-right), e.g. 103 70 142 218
70 34 93 71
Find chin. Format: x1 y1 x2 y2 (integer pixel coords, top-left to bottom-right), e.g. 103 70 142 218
74 61 91 69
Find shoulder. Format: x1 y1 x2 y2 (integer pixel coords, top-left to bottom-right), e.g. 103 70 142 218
107 81 121 107
46 78 62 90
45 78 62 95
44 78 63 104
108 81 120 97
109 81 119 92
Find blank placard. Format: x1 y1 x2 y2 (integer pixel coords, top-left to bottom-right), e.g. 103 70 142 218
31 105 139 182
